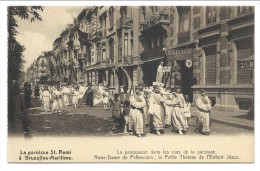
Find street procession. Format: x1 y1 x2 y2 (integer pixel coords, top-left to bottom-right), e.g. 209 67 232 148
27 66 211 138
8 6 254 138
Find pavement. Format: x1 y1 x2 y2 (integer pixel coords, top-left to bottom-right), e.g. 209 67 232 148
190 107 254 130
8 97 254 137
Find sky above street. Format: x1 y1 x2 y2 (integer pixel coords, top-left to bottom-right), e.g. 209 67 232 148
16 6 85 70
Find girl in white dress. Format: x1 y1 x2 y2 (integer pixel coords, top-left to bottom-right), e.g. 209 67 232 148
72 86 80 108
183 95 191 129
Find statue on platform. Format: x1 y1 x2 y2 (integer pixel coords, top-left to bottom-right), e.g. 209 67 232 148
156 61 164 83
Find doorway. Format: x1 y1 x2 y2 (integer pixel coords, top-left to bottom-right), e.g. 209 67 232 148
176 60 193 102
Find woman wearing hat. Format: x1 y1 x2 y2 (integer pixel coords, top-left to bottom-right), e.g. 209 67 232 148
195 89 212 135
148 85 164 136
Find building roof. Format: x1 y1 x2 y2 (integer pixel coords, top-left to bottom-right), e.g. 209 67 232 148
78 8 87 21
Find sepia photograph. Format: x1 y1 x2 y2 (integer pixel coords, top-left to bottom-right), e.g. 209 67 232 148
1 1 259 170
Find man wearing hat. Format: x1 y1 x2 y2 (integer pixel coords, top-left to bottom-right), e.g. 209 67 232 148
85 82 93 107
128 85 146 137
195 89 212 135
148 85 164 136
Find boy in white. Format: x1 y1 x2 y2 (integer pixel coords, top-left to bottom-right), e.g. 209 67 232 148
62 85 70 107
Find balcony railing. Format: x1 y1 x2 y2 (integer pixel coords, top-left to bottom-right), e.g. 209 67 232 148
140 13 169 31
89 31 97 40
178 31 191 44
140 47 165 62
116 17 132 30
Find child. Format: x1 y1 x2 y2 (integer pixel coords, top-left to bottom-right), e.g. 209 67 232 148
72 85 80 108
183 95 191 129
110 93 121 131
42 86 50 112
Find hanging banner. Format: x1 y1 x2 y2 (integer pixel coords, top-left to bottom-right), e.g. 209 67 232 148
166 48 193 61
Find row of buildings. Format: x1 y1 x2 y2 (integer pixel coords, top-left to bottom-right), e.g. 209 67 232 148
26 6 254 112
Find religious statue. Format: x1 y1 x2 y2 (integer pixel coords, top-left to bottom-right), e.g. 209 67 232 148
156 61 164 83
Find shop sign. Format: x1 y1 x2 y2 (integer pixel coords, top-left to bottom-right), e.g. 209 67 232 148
166 48 193 60
185 59 193 68
238 60 254 70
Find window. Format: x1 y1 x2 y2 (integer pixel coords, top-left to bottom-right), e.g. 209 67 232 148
124 33 128 57
109 8 114 28
236 38 253 84
237 6 253 15
140 6 146 23
109 39 114 61
206 6 217 25
205 46 217 85
102 43 106 62
220 6 230 20
193 6 200 14
179 9 190 33
96 43 101 62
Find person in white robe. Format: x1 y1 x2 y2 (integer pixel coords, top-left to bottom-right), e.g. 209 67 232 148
42 87 51 112
148 85 164 136
171 92 186 135
62 85 70 107
128 86 146 137
163 90 173 127
196 89 212 135
52 87 63 113
72 86 80 108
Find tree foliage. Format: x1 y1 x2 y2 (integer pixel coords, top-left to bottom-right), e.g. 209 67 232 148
8 6 43 85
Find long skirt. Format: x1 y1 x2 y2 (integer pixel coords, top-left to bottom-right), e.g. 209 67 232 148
63 95 69 106
43 100 50 111
149 104 163 131
143 105 148 125
52 99 59 111
196 110 210 132
164 105 172 125
128 108 144 134
58 98 63 108
72 95 79 105
172 107 186 131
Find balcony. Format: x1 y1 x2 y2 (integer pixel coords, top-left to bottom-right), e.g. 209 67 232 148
89 31 98 40
140 13 169 31
140 47 165 62
178 31 191 44
116 17 132 30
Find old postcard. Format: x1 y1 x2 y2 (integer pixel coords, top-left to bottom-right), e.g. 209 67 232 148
2 1 258 168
